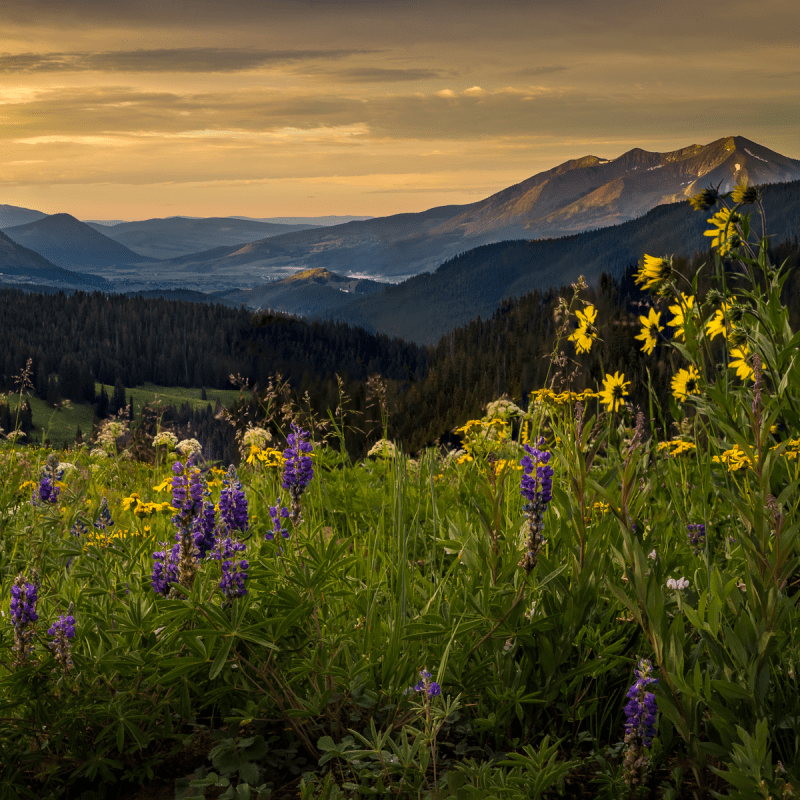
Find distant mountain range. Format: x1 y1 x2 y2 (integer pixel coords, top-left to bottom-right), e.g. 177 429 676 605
86 217 323 260
1 134 799 340
138 135 800 282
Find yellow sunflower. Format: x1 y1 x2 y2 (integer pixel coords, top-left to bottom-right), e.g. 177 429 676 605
568 304 598 354
634 255 672 292
729 346 755 381
671 365 701 403
667 293 695 341
705 302 733 340
599 372 630 413
730 183 758 205
634 307 664 355
703 208 741 256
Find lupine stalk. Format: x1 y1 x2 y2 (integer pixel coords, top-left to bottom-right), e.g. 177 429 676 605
282 422 314 528
47 613 75 674
219 465 249 534
215 537 249 602
622 658 659 789
10 573 38 668
519 438 553 575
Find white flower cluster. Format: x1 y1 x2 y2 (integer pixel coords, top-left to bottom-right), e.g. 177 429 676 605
96 419 128 452
367 439 397 459
152 431 178 449
485 398 523 420
242 426 272 450
666 577 690 591
176 438 202 457
5 430 26 442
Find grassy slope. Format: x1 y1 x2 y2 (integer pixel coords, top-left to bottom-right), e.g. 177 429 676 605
5 384 242 447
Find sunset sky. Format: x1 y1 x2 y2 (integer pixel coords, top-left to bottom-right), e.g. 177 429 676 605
2 0 798 220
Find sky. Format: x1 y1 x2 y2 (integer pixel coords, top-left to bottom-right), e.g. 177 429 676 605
1 0 798 220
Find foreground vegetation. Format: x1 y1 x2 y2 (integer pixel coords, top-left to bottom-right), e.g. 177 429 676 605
2 185 800 799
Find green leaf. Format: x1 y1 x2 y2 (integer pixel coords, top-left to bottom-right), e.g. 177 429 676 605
209 637 234 679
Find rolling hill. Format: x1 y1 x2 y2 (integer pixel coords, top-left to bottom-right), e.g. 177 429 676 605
2 214 152 270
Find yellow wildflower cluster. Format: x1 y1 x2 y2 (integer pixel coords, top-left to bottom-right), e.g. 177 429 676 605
704 208 741 257
84 527 137 549
456 418 510 442
773 438 800 461
584 501 610 522
712 444 753 472
657 440 697 457
246 445 286 467
121 492 177 517
529 388 597 405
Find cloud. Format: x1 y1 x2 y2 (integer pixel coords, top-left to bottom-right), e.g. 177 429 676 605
316 67 447 83
0 48 376 74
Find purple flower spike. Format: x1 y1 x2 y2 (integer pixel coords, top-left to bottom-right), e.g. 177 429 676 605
219 465 248 534
519 439 553 574
622 658 659 789
10 573 38 668
217 537 248 601
282 423 314 493
151 543 179 596
48 613 76 672
266 503 291 540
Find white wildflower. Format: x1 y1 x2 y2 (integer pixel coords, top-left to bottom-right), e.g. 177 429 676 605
485 398 523 420
666 577 690 591
152 431 178 449
176 438 202 457
242 426 271 451
367 439 397 459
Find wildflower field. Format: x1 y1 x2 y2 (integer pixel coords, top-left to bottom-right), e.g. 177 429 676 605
2 186 800 799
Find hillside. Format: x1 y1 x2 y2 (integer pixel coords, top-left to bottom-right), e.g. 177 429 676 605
0 228 112 289
2 213 152 269
216 268 385 316
328 179 800 344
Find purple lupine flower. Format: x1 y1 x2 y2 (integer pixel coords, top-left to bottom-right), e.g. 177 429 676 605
10 573 38 667
47 613 75 673
216 537 248 601
686 523 706 555
519 437 553 574
32 454 63 506
622 658 659 789
282 423 314 526
94 497 113 531
151 542 180 596
219 465 248 534
282 423 314 492
193 500 218 559
413 669 441 698
171 461 204 531
266 504 291 541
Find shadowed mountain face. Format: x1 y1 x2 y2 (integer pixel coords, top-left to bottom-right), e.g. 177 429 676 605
0 228 111 288
145 136 800 282
87 217 322 260
0 204 48 229
2 214 152 269
214 267 385 317
322 178 800 344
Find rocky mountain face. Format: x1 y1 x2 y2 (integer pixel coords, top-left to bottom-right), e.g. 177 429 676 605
145 136 800 282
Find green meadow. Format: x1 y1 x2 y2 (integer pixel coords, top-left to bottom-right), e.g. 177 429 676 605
1 189 799 799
